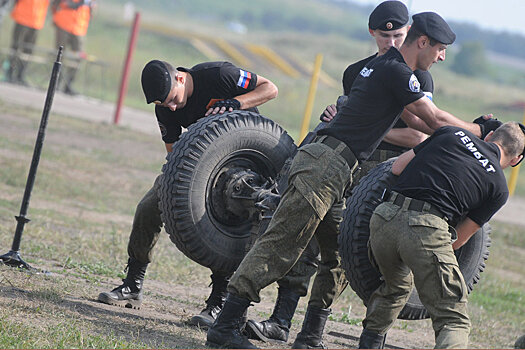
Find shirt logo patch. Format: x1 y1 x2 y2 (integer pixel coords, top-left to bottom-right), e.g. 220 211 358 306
409 74 420 93
237 69 251 89
359 67 374 78
454 130 496 173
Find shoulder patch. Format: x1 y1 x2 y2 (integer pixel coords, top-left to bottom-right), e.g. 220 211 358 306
409 74 420 93
237 69 252 88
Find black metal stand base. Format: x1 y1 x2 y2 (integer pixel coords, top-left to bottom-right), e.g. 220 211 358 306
0 250 34 270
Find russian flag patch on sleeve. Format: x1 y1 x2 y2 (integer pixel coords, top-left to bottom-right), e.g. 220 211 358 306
237 69 252 89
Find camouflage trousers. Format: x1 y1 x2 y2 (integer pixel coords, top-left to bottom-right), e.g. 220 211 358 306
127 175 163 264
277 237 320 297
7 23 38 82
55 26 84 92
128 175 321 293
276 155 382 297
229 141 355 309
364 196 470 349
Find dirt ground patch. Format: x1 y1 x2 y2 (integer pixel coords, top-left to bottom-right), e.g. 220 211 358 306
0 260 436 349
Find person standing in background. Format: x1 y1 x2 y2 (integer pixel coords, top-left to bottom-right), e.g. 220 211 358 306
6 0 49 85
52 0 94 95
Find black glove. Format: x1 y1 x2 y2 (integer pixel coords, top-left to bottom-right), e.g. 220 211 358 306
473 116 502 139
210 98 241 111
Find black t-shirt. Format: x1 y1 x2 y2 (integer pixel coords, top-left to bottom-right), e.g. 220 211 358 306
341 53 434 153
318 47 425 161
393 126 508 226
155 61 258 143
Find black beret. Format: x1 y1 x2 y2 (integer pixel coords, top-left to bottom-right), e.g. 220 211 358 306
411 12 456 45
368 1 409 31
141 60 172 104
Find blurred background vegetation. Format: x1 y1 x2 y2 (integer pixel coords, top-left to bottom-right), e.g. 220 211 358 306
1 0 525 193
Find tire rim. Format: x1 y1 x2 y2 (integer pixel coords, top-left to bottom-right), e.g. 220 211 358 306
207 149 276 238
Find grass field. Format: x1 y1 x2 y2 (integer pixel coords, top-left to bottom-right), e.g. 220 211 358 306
0 1 525 347
0 97 524 348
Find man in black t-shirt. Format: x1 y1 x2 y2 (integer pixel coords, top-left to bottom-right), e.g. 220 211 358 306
321 1 434 158
97 60 278 328
244 1 430 346
207 12 501 349
359 123 524 349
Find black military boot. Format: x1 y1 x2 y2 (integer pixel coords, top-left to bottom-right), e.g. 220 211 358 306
16 64 29 86
358 328 386 349
189 273 229 329
245 287 301 343
291 306 331 349
206 293 258 349
5 63 15 83
97 257 147 309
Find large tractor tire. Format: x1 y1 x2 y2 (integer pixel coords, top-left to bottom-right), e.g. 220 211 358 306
339 158 492 320
158 111 296 273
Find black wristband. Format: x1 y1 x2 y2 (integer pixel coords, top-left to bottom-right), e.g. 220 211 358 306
211 98 241 110
479 124 486 138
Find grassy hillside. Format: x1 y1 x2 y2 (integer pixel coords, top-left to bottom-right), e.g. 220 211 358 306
1 0 524 118
104 0 525 61
1 0 525 196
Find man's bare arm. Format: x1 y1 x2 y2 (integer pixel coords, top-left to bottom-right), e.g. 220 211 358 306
391 149 415 176
234 75 278 110
452 217 481 250
206 75 278 116
405 96 482 137
399 108 434 135
383 127 428 148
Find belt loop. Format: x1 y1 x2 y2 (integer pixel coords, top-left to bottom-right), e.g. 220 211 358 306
334 142 347 155
390 191 399 203
316 135 327 143
380 150 388 162
422 202 431 212
402 197 411 211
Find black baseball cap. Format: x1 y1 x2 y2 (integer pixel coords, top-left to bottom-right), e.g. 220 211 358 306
368 1 409 31
141 60 172 104
411 12 456 45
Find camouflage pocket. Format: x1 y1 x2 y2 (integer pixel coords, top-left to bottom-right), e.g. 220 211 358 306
408 213 449 231
373 202 399 221
299 144 327 159
409 213 451 249
433 251 467 302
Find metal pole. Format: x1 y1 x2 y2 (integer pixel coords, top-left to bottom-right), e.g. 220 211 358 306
299 53 323 143
0 46 63 269
114 12 141 125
